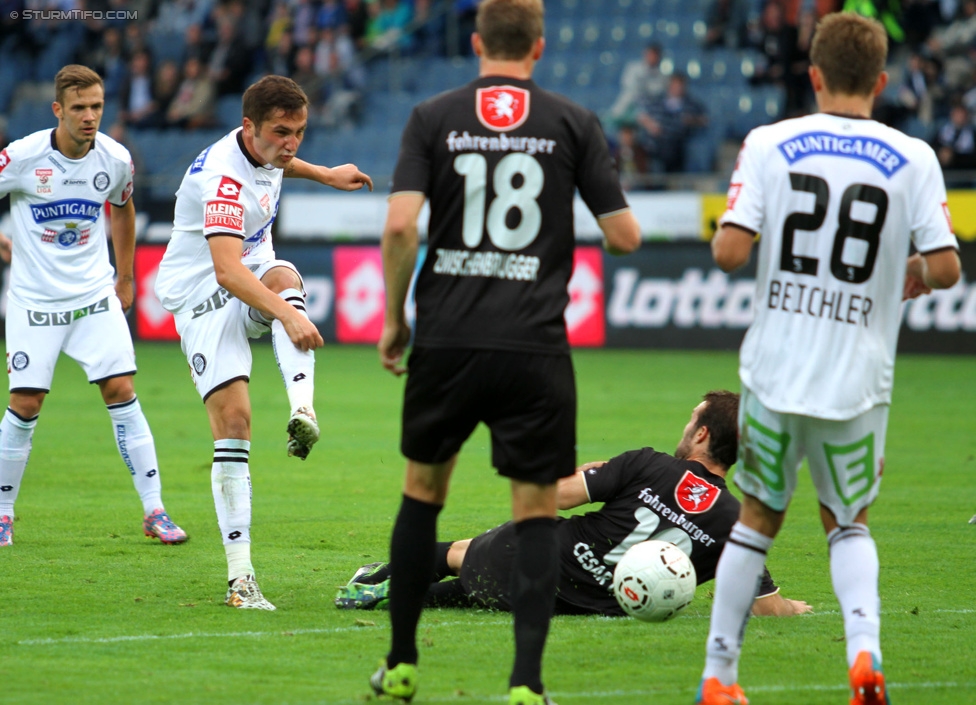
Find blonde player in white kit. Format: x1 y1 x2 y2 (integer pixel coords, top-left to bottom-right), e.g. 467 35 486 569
155 75 371 610
0 66 187 547
695 14 961 705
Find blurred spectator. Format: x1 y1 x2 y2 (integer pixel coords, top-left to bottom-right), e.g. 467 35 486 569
927 0 976 89
636 73 708 173
123 22 152 61
843 0 905 42
317 0 347 31
86 25 127 100
182 23 213 64
291 0 318 47
785 8 816 115
902 0 943 46
413 0 446 57
368 0 414 53
267 28 296 75
609 43 667 127
314 25 361 85
612 122 651 191
166 57 217 129
107 122 148 206
155 59 183 121
747 1 789 87
266 0 292 51
293 44 326 111
704 0 748 48
897 51 943 127
934 103 976 168
119 50 163 129
155 0 214 36
344 0 370 49
208 18 253 96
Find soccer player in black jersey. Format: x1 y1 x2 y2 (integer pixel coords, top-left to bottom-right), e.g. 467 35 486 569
373 0 640 703
338 392 810 618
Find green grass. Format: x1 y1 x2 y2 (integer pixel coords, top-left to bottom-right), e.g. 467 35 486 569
0 344 973 704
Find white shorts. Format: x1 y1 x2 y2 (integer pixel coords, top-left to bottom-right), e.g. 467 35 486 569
735 385 889 527
5 291 136 392
174 260 302 402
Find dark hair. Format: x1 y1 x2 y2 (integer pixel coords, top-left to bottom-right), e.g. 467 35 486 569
697 390 740 468
242 75 308 128
55 65 104 105
476 0 544 61
810 13 887 97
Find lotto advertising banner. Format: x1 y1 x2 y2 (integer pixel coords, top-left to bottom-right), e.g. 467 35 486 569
602 242 976 353
131 245 609 347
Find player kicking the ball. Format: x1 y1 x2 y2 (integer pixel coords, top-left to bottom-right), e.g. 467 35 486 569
155 75 371 609
696 13 960 705
0 65 186 547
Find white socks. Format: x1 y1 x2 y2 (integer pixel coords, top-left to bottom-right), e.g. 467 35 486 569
0 408 37 517
107 396 163 514
703 522 774 686
829 523 881 667
271 288 315 414
212 439 254 582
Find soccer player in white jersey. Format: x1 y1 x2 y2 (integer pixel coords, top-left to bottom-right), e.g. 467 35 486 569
0 65 187 547
155 75 372 610
695 14 961 705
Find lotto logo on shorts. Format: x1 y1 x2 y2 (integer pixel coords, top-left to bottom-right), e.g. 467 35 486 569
205 200 245 233
217 176 243 200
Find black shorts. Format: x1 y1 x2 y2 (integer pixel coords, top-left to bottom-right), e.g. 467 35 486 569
401 348 577 484
459 520 597 615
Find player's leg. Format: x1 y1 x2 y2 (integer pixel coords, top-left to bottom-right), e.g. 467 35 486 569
699 385 799 705
64 294 187 543
0 299 62 544
808 406 889 705
255 262 318 459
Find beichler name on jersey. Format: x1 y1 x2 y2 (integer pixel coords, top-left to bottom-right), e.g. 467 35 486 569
777 132 908 178
30 198 101 223
433 248 540 281
445 130 557 156
767 278 873 328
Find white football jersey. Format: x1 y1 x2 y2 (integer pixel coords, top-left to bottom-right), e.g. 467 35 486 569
723 113 959 420
0 129 134 309
155 128 282 314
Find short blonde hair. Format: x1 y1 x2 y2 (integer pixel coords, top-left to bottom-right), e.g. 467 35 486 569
476 0 544 61
809 13 887 97
55 65 104 105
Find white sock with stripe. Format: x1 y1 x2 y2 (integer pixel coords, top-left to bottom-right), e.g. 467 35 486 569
0 408 37 517
271 288 315 414
211 439 254 582
107 396 163 514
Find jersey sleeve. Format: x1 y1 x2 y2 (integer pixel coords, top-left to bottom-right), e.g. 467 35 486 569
581 449 645 502
107 152 135 207
391 105 432 195
575 110 629 218
202 171 246 239
0 142 23 198
910 146 961 254
719 131 766 234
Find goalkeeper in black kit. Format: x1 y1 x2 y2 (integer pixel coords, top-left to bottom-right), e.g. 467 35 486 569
336 391 811 617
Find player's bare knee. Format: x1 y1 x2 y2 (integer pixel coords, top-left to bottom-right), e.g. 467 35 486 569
9 391 44 419
261 266 302 294
98 376 135 406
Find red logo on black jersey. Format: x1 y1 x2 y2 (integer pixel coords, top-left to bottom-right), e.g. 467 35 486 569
674 470 720 514
476 86 529 132
217 176 243 200
0 149 10 173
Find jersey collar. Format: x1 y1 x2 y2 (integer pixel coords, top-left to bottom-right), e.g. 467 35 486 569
50 128 96 157
236 129 268 169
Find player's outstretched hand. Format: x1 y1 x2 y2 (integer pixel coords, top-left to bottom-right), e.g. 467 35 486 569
751 593 813 616
903 252 932 301
378 320 411 376
328 164 373 192
284 312 325 352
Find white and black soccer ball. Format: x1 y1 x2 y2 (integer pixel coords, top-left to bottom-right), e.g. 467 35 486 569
612 540 696 622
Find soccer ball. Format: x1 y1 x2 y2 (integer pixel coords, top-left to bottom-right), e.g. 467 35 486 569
612 540 696 622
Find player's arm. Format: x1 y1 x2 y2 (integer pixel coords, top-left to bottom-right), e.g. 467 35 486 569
711 223 756 272
0 231 11 264
378 192 423 375
750 589 812 617
208 235 323 351
283 157 374 192
109 198 137 310
598 210 641 255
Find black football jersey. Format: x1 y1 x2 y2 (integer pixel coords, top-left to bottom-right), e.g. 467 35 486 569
555 448 776 615
392 76 629 353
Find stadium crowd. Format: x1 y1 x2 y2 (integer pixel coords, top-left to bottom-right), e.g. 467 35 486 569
4 0 976 181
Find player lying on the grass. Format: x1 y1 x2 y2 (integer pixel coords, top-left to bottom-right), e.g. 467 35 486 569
0 65 186 547
336 391 811 618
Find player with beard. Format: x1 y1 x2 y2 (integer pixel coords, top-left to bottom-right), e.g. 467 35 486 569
336 391 811 618
373 0 641 702
0 65 186 546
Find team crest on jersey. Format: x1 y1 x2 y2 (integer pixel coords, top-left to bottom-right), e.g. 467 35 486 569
217 176 243 200
476 86 529 132
35 168 53 194
674 470 721 514
0 149 10 174
93 171 111 191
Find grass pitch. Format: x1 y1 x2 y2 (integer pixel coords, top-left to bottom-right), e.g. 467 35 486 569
0 343 973 704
